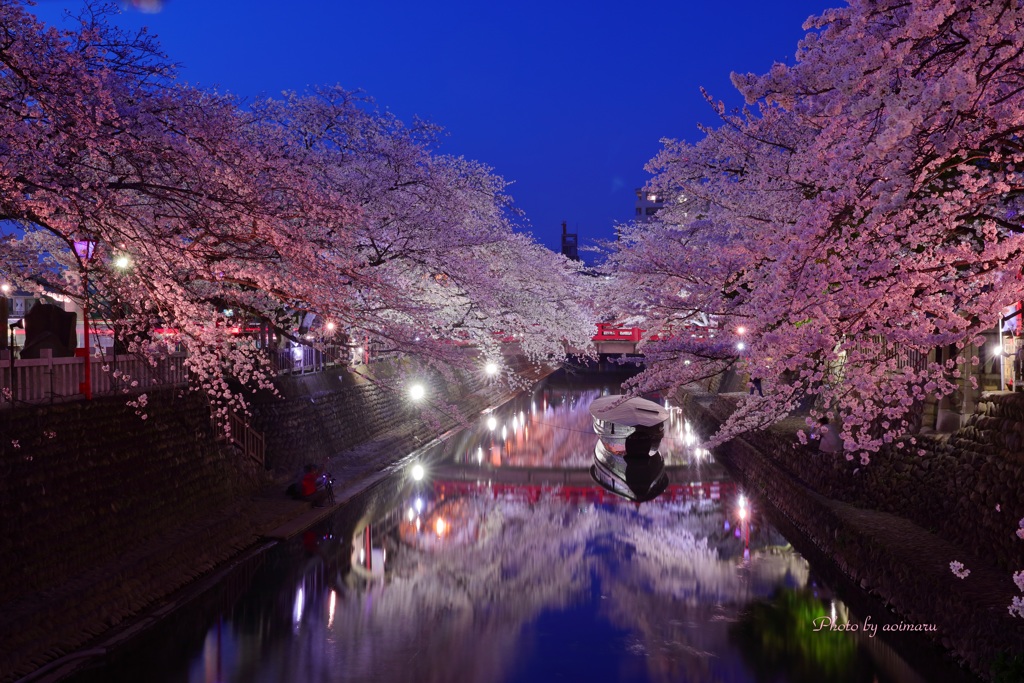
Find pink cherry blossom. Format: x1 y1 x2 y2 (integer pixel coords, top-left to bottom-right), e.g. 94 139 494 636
606 0 1024 455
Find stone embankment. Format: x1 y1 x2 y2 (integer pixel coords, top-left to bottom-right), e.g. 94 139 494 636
0 355 548 683
677 388 1024 680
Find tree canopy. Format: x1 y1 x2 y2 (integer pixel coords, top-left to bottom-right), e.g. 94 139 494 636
608 0 1024 459
0 1 593 415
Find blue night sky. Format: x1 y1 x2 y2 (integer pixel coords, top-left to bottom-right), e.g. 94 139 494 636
29 0 837 257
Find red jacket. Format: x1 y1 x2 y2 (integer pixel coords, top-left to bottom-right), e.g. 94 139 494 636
301 472 318 497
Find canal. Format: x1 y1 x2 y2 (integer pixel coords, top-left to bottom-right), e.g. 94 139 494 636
66 370 973 683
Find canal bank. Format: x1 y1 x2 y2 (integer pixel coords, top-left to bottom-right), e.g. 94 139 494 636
675 386 1024 682
0 355 554 683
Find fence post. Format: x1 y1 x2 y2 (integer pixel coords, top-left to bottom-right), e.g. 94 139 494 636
38 349 55 403
1 349 10 404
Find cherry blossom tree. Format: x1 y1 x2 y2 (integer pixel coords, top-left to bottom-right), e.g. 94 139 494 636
0 1 592 416
250 87 594 376
609 0 1024 458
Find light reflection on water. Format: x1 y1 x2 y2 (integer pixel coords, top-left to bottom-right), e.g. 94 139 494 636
435 381 708 471
75 371 934 683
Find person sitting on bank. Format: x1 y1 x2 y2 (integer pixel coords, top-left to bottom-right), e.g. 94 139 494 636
288 464 328 507
817 417 843 454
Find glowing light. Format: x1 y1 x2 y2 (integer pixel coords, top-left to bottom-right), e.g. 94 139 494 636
411 463 425 481
477 446 484 463
415 517 421 531
292 586 305 626
415 497 425 513
737 326 746 335
484 362 499 376
326 322 336 332
328 590 337 629
736 342 746 351
407 507 415 521
0 284 9 294
992 345 1004 356
114 255 130 269
501 426 507 441
435 517 446 536
487 416 497 431
409 384 426 401
738 494 749 520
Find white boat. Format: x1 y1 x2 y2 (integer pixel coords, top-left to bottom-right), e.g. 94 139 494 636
589 396 669 502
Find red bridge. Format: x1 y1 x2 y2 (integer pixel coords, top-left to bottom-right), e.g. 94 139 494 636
592 322 712 355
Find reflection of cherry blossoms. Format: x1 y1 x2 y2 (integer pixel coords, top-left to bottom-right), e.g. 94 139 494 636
594 504 809 683
265 492 810 683
316 495 600 683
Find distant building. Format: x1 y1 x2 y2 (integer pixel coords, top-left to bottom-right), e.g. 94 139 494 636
633 189 700 227
560 221 579 261
634 189 666 223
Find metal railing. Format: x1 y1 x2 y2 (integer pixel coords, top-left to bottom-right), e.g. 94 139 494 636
267 343 349 375
225 411 265 468
826 337 931 386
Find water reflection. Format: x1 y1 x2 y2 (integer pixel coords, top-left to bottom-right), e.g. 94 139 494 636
73 371 931 683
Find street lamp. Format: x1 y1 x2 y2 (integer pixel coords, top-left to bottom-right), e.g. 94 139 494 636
1 284 9 353
993 343 1006 390
73 238 96 400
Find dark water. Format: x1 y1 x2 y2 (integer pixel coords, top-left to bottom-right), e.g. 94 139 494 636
67 370 969 683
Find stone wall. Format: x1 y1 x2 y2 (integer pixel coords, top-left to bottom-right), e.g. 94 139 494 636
0 390 262 603
253 355 544 475
733 392 1024 576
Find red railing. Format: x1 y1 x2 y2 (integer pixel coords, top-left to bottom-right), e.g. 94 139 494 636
592 323 713 344
593 323 645 342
